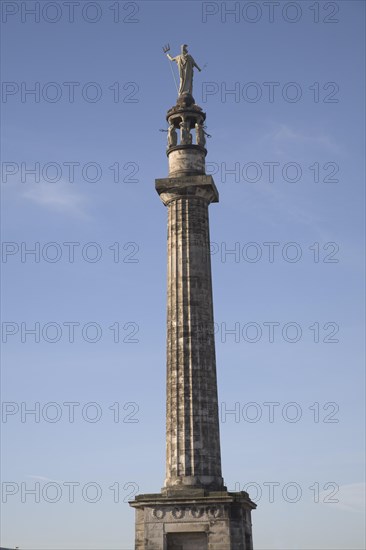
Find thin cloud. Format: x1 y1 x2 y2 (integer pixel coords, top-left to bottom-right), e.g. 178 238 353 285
319 482 365 513
262 124 342 156
28 475 64 483
22 180 90 219
233 175 333 241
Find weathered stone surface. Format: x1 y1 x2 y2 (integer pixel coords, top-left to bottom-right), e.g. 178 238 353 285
167 146 206 178
162 193 223 491
155 175 218 206
130 491 256 550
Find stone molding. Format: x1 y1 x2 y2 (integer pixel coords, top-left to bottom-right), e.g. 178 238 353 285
155 175 219 206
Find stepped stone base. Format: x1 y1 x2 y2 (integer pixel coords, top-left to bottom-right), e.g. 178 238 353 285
129 489 256 550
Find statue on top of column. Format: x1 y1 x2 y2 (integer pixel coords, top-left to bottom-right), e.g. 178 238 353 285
166 44 201 96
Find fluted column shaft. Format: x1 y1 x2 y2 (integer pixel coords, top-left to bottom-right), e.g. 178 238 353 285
163 192 223 490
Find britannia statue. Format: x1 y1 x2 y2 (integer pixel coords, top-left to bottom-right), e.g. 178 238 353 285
165 44 201 96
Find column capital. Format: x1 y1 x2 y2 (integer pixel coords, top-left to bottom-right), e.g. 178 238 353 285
155 175 219 206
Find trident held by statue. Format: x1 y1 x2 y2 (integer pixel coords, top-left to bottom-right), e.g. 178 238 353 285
162 43 179 94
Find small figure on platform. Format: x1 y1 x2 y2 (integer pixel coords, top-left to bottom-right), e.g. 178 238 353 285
180 120 192 145
167 124 177 148
195 122 206 147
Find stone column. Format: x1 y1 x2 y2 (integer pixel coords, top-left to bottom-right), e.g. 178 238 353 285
129 100 256 550
157 179 223 491
155 102 225 492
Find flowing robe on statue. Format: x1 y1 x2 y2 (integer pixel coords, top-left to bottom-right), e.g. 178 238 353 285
171 53 199 95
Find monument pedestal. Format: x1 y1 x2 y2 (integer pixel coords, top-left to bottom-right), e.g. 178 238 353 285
130 489 256 550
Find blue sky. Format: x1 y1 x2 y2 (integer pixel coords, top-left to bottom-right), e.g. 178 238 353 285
1 1 365 548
